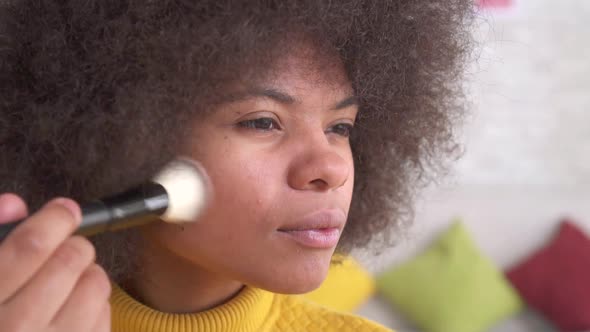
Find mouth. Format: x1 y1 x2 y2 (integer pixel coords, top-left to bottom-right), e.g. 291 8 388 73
277 209 346 249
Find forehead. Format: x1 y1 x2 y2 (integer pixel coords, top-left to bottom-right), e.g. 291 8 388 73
220 67 354 111
270 48 351 89
207 43 355 111
240 50 354 103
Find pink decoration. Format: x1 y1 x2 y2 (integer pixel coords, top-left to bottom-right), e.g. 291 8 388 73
476 0 513 8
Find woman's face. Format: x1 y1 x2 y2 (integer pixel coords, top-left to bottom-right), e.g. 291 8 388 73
144 53 357 293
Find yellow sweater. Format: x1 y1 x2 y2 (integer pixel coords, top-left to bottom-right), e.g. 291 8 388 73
110 284 392 332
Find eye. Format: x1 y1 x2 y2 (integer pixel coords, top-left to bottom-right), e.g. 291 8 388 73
237 117 280 131
327 123 354 138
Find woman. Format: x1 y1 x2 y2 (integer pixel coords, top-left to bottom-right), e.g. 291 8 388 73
0 1 473 331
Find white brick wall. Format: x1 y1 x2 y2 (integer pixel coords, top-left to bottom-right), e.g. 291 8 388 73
460 0 590 187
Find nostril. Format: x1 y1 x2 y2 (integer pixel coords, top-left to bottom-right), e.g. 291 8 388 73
309 178 329 191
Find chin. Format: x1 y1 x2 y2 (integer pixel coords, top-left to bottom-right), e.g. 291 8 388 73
262 274 328 295
255 254 332 295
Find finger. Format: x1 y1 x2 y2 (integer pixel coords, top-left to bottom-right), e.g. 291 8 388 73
90 302 112 332
50 264 111 331
0 193 28 223
2 236 96 329
93 303 112 332
0 197 82 302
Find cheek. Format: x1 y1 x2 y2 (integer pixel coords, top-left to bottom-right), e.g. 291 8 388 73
340 151 355 209
199 148 284 230
146 152 285 262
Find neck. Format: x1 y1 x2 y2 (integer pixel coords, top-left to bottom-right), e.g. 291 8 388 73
124 234 243 314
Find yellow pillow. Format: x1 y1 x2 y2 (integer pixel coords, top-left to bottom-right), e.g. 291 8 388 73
303 256 376 312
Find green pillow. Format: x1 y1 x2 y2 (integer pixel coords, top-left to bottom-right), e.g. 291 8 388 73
376 221 523 332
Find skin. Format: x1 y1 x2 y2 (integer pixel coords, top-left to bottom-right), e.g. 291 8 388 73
131 53 359 313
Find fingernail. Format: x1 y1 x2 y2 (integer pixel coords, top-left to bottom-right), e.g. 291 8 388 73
47 197 82 224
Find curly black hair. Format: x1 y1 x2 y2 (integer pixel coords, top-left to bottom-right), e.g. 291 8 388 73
0 0 473 281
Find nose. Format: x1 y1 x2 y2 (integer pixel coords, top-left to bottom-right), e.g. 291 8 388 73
287 139 351 192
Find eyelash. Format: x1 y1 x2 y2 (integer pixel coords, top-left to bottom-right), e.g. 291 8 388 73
237 118 280 131
328 123 354 138
236 118 354 138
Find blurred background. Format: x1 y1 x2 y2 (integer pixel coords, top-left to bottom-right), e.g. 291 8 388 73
308 1 590 331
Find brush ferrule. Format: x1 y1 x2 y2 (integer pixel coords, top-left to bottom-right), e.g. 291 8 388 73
77 182 168 235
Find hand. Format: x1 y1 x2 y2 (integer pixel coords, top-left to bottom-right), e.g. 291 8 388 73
0 193 111 332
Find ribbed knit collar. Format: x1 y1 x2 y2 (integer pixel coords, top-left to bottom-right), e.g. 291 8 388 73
110 283 277 332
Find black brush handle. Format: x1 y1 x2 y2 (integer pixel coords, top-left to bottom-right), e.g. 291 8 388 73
0 182 169 242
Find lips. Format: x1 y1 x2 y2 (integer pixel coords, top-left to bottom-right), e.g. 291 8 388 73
278 209 346 231
277 209 346 249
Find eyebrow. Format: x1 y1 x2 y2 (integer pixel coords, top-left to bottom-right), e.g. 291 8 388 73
222 88 295 105
333 95 358 110
222 87 358 110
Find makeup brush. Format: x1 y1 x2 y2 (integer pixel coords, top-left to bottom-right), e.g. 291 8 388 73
0 157 210 241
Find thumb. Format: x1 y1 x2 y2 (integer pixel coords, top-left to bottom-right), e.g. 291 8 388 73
0 193 28 224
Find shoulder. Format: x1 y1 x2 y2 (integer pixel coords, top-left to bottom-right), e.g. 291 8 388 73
272 293 393 332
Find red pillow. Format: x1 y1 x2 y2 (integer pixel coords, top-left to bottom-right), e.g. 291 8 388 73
507 220 590 331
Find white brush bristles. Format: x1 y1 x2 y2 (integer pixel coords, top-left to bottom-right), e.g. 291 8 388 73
152 157 209 223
